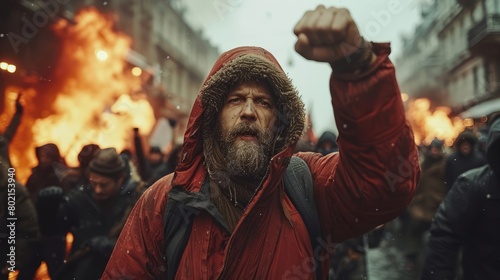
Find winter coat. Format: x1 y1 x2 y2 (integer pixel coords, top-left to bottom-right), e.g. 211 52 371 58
0 184 40 271
444 131 487 190
0 108 22 168
422 118 500 280
40 175 145 279
25 143 68 205
0 159 40 272
408 154 446 222
103 44 419 279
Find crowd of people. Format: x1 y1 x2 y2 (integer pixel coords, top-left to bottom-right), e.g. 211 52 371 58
293 118 495 280
0 95 183 279
0 4 499 280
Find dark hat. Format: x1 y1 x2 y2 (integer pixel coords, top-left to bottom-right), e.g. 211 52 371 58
89 148 126 175
149 146 163 155
77 144 100 167
429 138 444 149
454 130 477 148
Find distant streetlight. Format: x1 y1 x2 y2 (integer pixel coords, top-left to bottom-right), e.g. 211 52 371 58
6 64 16 73
95 50 108 61
131 67 142 76
463 118 474 127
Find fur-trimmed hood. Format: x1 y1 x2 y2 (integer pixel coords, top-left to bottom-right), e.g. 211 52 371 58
172 46 305 191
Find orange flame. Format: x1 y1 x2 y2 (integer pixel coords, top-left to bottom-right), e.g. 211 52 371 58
3 8 155 183
406 98 465 146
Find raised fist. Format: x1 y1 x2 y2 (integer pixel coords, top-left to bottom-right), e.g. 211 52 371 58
15 93 23 113
294 5 371 68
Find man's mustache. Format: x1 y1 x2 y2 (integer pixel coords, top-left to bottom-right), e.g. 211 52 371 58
228 123 263 142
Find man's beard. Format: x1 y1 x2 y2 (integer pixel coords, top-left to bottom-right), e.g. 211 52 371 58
221 122 274 179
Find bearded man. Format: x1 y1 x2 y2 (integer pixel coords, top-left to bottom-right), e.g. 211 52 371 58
103 5 419 279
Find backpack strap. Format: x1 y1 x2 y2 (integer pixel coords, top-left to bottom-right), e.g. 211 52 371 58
163 186 198 280
283 156 322 280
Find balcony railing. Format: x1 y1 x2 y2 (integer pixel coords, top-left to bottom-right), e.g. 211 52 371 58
468 14 500 51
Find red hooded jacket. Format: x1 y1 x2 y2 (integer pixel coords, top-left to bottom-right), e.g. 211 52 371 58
103 43 419 279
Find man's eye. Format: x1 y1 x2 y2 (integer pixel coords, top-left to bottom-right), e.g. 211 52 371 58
258 100 272 108
228 98 241 104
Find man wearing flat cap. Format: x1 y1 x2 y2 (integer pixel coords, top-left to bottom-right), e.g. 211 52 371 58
36 148 146 279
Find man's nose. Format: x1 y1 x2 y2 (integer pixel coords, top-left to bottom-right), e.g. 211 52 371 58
240 100 257 121
94 185 103 194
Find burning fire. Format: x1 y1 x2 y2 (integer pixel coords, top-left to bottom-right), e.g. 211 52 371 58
2 8 155 183
406 98 465 146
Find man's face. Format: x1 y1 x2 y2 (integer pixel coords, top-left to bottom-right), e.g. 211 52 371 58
89 172 122 201
459 141 472 156
38 150 53 169
148 152 163 166
429 147 443 158
219 82 277 178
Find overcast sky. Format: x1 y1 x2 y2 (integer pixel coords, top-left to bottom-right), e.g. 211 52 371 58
182 0 425 135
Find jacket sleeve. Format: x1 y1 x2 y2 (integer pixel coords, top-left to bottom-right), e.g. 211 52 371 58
297 43 419 242
421 175 477 279
102 176 171 279
3 109 22 143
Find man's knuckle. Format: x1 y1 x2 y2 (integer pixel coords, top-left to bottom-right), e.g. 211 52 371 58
337 8 350 15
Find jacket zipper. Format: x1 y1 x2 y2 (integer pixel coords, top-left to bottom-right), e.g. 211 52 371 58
216 165 271 280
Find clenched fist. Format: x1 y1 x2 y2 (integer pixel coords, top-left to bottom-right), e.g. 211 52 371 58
294 5 375 72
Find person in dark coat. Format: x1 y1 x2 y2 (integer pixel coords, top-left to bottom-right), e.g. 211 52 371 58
444 130 486 191
422 115 500 280
25 143 68 206
0 94 23 169
397 138 447 277
62 144 101 191
0 156 40 280
408 138 447 223
315 130 339 155
24 144 69 277
37 148 146 280
146 143 183 186
132 128 165 182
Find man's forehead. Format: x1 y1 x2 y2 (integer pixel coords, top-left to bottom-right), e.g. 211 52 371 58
228 81 275 97
89 173 113 181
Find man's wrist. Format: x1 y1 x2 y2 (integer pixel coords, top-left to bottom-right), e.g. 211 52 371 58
330 38 374 74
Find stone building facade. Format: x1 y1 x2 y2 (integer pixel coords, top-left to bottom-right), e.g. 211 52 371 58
395 0 500 116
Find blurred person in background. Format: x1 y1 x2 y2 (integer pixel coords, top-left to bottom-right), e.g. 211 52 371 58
422 114 500 280
0 156 40 280
397 138 447 278
444 130 486 191
0 93 23 169
133 127 166 183
37 148 146 279
147 143 183 187
315 130 339 155
24 143 69 277
62 144 101 191
25 143 69 206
